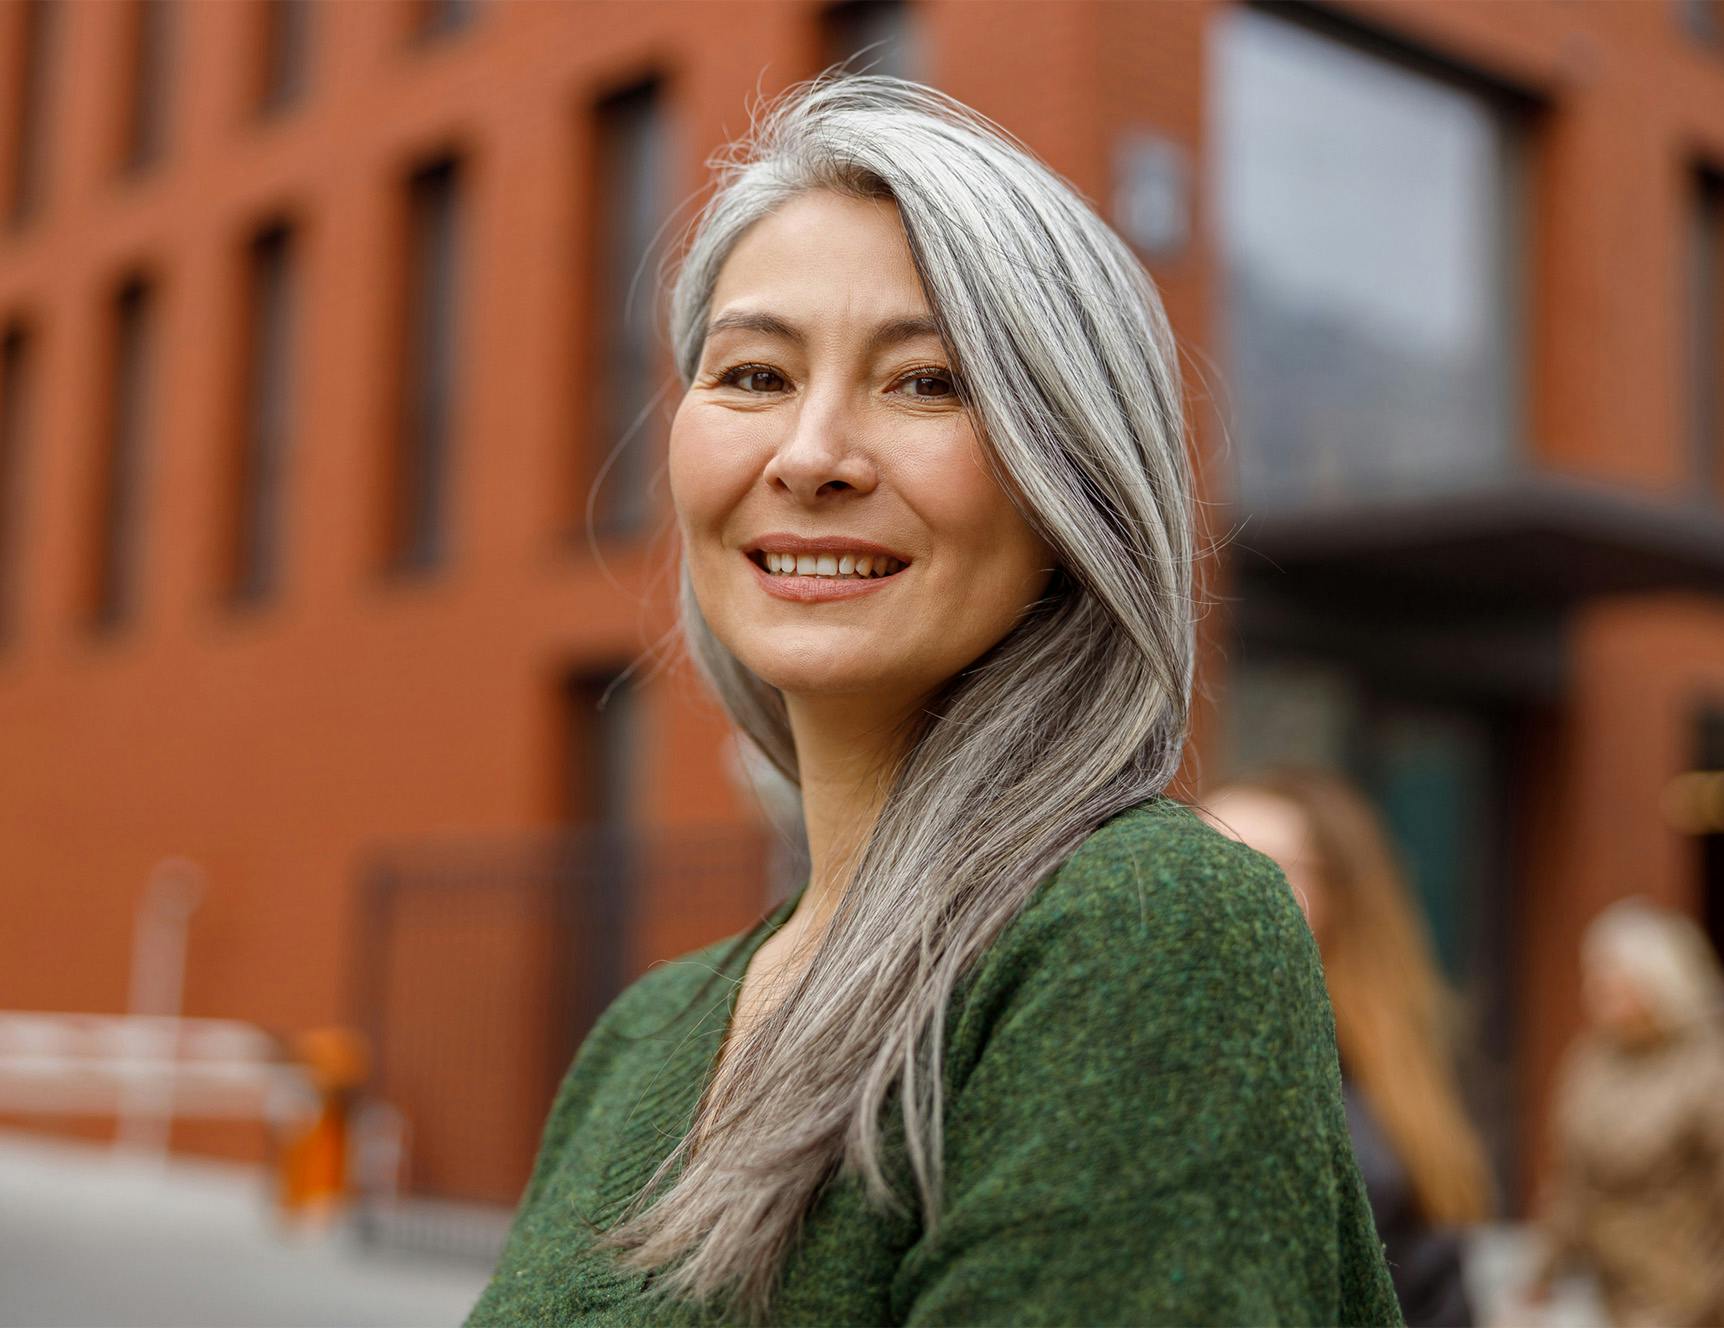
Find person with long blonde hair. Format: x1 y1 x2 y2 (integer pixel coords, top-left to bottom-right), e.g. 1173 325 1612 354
1203 766 1493 1326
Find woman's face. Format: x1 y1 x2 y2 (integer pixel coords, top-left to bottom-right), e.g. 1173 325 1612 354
1201 788 1329 945
670 190 1056 710
1583 953 1662 1046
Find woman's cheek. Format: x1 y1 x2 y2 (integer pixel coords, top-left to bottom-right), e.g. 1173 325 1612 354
917 431 1044 573
670 405 744 533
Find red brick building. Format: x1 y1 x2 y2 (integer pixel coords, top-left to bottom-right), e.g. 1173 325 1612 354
1 0 1721 1210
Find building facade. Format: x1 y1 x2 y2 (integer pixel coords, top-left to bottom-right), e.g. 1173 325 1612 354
1 0 1721 1210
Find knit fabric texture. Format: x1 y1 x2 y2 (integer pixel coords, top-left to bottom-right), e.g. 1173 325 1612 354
464 797 1404 1327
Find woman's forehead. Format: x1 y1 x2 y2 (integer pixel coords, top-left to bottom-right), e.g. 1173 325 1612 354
701 306 944 359
709 193 929 322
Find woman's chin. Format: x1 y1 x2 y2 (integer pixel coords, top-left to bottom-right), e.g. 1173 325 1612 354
735 651 920 704
755 667 911 700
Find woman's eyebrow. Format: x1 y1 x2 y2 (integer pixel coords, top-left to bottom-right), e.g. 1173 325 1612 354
702 310 943 357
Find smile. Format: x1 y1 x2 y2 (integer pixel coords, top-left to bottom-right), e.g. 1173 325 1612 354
750 550 904 579
742 536 911 602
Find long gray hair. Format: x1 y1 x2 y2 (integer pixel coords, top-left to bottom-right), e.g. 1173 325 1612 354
597 71 1197 1320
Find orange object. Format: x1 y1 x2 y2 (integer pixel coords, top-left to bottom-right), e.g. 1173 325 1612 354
275 1028 370 1221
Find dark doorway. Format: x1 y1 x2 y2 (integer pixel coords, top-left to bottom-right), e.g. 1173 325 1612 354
1696 706 1724 963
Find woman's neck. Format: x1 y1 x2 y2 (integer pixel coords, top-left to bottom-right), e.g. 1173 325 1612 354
783 690 921 938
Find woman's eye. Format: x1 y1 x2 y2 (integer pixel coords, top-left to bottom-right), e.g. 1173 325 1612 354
895 371 956 400
718 365 786 393
711 364 956 400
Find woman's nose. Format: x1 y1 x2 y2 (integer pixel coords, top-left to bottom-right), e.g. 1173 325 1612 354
761 390 879 505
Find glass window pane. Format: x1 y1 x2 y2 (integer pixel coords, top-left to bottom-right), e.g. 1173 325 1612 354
390 157 462 573
412 0 477 42
258 0 311 113
1680 0 1724 45
0 322 31 640
231 223 296 602
123 0 173 172
6 0 56 225
93 279 154 628
588 81 668 538
1214 8 1517 508
1690 170 1723 501
822 0 921 81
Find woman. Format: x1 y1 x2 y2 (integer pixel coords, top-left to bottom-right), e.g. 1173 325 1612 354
1530 897 1724 1327
466 74 1400 1327
1201 768 1495 1327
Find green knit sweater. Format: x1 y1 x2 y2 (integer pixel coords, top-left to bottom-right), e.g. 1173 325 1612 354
465 798 1403 1327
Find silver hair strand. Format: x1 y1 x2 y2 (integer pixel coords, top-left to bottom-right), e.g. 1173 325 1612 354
595 69 1198 1322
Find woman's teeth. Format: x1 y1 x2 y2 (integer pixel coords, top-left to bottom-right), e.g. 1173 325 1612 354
760 551 903 578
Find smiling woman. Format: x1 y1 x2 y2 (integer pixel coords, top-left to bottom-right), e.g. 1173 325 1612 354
465 72 1402 1328
675 187 1056 720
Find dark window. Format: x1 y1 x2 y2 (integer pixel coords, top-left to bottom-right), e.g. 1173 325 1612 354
120 0 173 173
821 0 920 79
1690 169 1724 502
0 321 32 641
5 0 56 227
228 223 297 603
387 156 462 574
257 0 310 114
562 669 637 830
561 668 638 1020
1681 0 1724 45
1215 6 1524 509
410 0 477 42
1695 708 1724 964
584 80 669 539
91 279 155 630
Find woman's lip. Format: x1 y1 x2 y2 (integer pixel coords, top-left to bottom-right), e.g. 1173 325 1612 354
743 532 912 563
745 553 901 602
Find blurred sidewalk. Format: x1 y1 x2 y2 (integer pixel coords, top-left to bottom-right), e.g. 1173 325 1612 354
1 1128 1610 1328
1466 1222 1610 1328
0 1132 490 1328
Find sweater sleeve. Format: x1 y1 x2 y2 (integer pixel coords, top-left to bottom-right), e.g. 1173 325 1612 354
889 806 1402 1328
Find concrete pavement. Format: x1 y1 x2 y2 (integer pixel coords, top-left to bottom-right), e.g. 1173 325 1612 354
0 1130 1609 1328
0 1133 490 1328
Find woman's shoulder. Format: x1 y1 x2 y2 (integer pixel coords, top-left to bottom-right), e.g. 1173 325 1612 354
1005 794 1310 967
908 797 1388 1327
1068 791 1291 888
948 794 1328 1072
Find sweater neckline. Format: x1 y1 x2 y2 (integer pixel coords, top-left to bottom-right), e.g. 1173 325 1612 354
707 882 809 1074
589 884 812 1229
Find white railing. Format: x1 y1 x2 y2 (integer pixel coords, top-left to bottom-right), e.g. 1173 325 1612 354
0 1012 316 1129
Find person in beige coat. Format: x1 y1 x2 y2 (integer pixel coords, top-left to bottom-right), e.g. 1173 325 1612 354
1531 898 1724 1327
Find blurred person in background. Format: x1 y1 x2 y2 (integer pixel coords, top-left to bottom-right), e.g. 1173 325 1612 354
464 72 1401 1327
1526 897 1724 1328
1204 767 1494 1328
